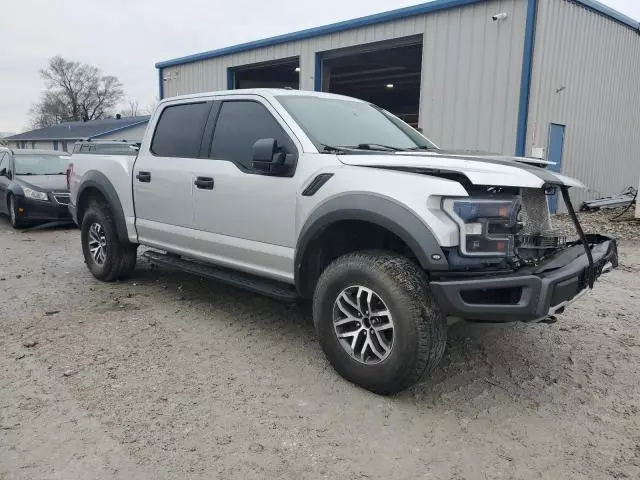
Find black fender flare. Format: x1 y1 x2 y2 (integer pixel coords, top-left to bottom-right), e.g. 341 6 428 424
294 193 449 293
76 171 129 243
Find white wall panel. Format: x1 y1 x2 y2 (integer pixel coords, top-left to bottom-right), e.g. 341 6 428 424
527 0 640 208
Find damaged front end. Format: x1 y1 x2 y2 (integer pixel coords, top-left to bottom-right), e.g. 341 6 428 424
431 184 618 323
440 185 597 273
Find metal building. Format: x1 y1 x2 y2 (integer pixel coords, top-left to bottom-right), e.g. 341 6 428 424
156 0 640 210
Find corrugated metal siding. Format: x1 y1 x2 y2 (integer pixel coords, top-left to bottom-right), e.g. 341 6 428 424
527 0 640 210
161 0 528 154
421 0 527 152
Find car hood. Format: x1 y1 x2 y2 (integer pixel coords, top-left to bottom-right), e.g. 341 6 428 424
338 150 585 189
15 174 68 192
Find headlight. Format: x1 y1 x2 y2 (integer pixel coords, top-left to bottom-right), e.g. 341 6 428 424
443 198 520 257
23 187 49 201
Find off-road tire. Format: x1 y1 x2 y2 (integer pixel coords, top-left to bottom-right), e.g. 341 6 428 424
81 201 137 282
118 243 138 279
313 251 446 395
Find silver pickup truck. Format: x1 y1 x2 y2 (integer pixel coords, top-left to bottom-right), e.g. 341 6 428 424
68 89 617 394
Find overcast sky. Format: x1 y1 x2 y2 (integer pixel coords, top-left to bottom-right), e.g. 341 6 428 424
1 0 639 133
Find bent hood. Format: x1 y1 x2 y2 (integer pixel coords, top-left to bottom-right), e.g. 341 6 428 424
16 174 68 191
338 150 585 189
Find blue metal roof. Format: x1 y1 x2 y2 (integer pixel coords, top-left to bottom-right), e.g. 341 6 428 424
155 0 639 69
578 0 639 29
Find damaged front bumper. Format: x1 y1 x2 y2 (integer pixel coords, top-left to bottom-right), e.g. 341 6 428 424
430 235 618 323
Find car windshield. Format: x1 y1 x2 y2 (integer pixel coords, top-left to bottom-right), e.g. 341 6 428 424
14 153 70 175
276 95 438 152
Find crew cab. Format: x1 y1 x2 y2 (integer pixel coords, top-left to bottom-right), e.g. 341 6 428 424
67 89 617 394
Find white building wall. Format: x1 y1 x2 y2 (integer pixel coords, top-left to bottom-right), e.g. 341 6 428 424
161 0 528 154
37 141 57 150
527 0 640 208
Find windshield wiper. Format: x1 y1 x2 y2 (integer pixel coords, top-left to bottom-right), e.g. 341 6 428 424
406 145 438 151
17 172 34 175
318 144 365 154
355 143 403 152
319 144 345 153
319 143 402 153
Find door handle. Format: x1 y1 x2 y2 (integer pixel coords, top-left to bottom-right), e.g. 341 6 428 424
136 171 151 183
194 177 214 190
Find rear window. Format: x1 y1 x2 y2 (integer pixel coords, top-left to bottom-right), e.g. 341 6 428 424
151 102 210 157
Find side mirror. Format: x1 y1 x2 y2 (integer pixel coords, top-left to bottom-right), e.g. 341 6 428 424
0 167 6 177
252 138 292 174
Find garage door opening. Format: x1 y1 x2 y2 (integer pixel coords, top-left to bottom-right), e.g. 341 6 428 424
320 38 423 127
230 57 300 89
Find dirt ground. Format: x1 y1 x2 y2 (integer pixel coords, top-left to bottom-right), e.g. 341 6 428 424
1 217 639 480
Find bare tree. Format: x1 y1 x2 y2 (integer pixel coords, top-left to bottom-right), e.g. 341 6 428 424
30 56 124 128
120 100 140 117
141 98 160 115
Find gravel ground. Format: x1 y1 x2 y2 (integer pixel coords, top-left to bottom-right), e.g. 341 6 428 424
1 217 639 480
552 207 639 242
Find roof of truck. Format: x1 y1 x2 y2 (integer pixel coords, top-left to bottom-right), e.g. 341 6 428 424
160 88 363 105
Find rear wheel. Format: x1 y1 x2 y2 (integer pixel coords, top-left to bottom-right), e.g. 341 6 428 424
81 202 137 281
8 195 23 229
313 251 446 395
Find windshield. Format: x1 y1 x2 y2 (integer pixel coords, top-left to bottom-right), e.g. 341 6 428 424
276 95 438 152
15 154 70 175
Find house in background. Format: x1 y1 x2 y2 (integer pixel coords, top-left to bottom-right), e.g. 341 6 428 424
0 132 16 144
5 115 150 152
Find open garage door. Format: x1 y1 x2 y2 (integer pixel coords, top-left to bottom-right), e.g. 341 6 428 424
319 37 422 127
230 57 300 89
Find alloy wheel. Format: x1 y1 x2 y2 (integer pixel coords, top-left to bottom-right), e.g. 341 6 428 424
88 222 107 265
332 285 395 364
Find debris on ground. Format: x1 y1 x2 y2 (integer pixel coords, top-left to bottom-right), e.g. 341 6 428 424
580 187 637 212
22 340 38 348
553 207 640 242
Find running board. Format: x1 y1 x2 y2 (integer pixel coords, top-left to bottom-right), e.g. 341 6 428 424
143 250 299 303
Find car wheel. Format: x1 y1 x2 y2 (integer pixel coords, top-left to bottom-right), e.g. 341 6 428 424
8 195 23 229
81 202 136 282
313 251 446 395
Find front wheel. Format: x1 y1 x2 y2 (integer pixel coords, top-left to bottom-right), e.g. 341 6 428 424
313 252 446 395
8 195 23 229
81 202 137 282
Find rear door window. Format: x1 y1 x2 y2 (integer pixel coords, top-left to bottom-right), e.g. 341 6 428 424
151 102 211 158
210 101 295 170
